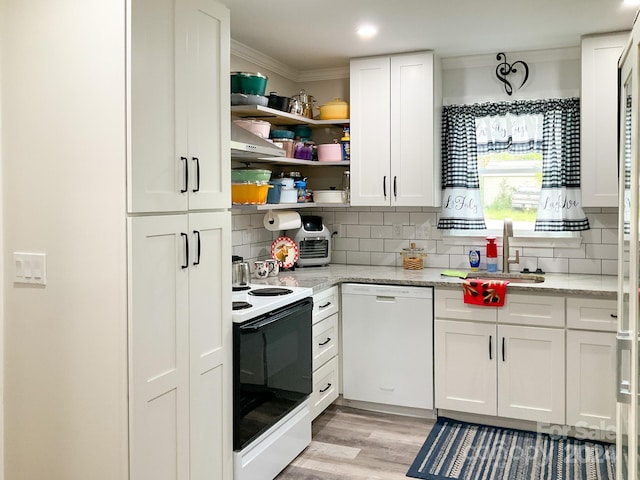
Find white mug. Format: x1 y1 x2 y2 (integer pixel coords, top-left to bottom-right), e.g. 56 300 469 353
265 259 280 277
253 261 269 279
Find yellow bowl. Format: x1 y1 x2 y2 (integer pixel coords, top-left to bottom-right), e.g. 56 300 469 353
319 97 349 120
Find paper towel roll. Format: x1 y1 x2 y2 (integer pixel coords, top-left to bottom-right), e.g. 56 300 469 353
263 210 301 231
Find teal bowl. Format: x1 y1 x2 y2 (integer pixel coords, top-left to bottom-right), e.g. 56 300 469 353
231 72 268 96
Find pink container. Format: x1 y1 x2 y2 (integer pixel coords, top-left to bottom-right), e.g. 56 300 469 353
233 119 271 138
317 143 342 162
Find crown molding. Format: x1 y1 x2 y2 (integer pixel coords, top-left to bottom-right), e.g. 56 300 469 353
297 66 350 82
231 39 299 80
231 39 349 82
232 40 581 80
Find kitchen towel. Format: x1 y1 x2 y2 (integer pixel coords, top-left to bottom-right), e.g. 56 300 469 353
462 278 509 306
263 210 301 231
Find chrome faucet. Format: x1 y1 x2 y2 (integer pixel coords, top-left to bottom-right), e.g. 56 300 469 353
502 218 520 273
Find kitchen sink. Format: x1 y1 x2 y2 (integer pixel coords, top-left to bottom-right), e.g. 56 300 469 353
467 272 545 283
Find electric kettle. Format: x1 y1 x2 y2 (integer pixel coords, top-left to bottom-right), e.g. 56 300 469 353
232 255 251 289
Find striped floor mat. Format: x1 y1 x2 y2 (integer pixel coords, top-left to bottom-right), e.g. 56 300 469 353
407 417 618 480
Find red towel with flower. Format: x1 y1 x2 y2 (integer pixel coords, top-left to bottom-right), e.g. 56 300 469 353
462 279 510 306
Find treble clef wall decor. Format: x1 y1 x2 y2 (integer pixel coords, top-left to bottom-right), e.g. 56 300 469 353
495 52 529 96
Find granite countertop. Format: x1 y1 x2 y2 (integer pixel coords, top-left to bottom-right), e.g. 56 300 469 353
251 264 619 298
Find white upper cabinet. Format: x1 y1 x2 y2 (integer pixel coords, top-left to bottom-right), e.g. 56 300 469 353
350 52 442 207
580 32 628 207
128 0 230 213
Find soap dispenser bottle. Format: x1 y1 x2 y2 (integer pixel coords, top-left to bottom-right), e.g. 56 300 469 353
486 237 498 272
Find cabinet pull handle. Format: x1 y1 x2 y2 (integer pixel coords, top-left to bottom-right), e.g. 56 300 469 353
502 337 506 362
192 157 200 192
319 302 331 309
319 337 331 346
383 176 387 197
181 233 189 269
180 156 189 193
319 383 332 393
193 230 201 266
393 176 397 197
489 335 492 360
611 314 618 319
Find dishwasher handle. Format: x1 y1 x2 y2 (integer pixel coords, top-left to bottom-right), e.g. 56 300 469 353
376 295 396 303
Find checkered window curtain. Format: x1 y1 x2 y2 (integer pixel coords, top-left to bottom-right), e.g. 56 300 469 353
437 104 487 230
438 98 590 231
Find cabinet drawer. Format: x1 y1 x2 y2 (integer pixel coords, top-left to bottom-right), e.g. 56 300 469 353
498 293 564 327
566 297 617 332
311 356 339 420
312 313 339 371
313 286 339 324
435 288 497 322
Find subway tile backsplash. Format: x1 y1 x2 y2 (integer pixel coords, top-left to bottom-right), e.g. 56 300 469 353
232 206 620 276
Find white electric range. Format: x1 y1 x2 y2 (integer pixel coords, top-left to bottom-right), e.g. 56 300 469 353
231 282 314 480
231 284 313 323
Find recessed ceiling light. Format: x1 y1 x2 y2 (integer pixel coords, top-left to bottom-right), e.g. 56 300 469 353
624 0 640 5
357 25 378 38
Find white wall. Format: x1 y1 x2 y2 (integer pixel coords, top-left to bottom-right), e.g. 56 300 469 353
442 47 581 104
1 1 128 479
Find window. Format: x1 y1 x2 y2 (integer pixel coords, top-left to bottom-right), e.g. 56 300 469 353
438 98 589 233
478 151 542 231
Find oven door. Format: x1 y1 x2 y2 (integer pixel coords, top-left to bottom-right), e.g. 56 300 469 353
233 297 313 451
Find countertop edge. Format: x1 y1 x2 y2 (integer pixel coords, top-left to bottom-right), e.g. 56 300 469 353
252 265 619 298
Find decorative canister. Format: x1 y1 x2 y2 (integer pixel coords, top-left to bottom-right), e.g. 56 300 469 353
400 243 427 270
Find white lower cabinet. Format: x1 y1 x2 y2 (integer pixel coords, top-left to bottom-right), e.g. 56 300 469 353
129 212 231 480
434 320 497 415
435 320 564 423
566 330 617 431
310 286 340 419
311 356 340 420
497 324 565 424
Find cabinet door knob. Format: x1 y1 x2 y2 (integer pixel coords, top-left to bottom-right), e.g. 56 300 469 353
502 337 506 362
383 176 387 198
319 337 331 346
393 176 397 197
180 157 189 194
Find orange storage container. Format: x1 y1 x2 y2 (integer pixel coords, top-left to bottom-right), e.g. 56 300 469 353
232 183 272 205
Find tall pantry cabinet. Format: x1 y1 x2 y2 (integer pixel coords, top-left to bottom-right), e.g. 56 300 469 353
128 1 232 480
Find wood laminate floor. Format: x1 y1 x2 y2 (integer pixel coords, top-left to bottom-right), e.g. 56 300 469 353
276 405 435 480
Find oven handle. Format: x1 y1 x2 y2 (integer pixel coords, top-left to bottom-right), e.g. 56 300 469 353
239 300 311 331
240 316 281 331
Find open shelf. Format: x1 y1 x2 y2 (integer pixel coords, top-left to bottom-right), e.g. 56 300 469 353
232 157 349 167
231 202 350 211
231 105 349 127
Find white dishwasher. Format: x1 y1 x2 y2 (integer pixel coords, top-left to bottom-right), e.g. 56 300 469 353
341 283 433 410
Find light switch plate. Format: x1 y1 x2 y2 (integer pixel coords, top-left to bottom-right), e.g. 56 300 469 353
13 252 47 285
